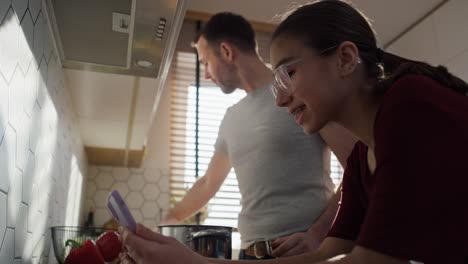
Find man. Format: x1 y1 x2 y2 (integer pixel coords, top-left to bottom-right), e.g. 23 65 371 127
160 12 356 260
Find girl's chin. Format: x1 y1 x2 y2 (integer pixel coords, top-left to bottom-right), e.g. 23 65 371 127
301 120 322 135
301 124 315 135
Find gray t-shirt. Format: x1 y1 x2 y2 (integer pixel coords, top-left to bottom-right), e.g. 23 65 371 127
215 85 335 248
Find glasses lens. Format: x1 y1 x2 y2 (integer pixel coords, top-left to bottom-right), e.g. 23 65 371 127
276 67 291 93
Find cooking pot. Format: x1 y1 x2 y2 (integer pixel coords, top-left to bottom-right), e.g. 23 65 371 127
159 225 232 259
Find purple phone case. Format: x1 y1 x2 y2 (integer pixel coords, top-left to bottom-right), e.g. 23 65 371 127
107 190 137 232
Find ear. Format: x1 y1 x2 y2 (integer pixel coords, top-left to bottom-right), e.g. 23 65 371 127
219 42 235 63
336 41 360 77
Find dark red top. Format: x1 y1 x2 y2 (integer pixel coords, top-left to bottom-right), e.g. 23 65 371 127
328 75 468 263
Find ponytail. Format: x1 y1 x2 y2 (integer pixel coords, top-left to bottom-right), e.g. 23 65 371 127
374 50 468 96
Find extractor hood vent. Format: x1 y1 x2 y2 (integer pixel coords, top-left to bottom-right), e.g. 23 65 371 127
44 0 187 78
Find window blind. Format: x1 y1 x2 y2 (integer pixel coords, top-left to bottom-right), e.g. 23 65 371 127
168 51 344 228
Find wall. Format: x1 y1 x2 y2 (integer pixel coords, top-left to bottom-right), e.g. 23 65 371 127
84 72 172 229
387 0 468 82
0 1 87 263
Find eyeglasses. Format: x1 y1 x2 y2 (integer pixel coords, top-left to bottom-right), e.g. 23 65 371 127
271 45 338 98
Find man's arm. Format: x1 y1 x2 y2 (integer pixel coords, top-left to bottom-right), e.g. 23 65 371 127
161 152 232 224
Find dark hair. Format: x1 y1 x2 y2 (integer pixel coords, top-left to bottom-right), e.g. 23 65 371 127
199 12 256 54
272 0 468 95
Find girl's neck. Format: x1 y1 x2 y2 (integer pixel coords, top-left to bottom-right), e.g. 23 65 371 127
336 81 382 150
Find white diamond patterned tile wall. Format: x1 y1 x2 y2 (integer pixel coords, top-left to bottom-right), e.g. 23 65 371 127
22 151 35 205
14 203 28 258
12 0 28 23
0 192 7 249
7 169 22 228
0 126 17 193
0 77 8 140
0 10 20 82
0 0 87 260
0 228 14 264
17 11 33 75
15 110 31 171
28 0 41 24
8 66 25 129
0 0 10 24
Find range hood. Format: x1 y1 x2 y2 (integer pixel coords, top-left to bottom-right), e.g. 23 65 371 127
44 0 187 78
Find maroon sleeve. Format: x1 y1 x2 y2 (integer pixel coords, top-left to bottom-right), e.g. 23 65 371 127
327 142 367 241
357 84 468 262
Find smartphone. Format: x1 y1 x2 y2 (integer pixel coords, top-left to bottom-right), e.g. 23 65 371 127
107 190 137 232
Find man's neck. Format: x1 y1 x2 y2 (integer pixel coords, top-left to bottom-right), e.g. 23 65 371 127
236 55 273 93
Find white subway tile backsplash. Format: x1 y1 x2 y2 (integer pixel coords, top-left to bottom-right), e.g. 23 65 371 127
0 126 16 193
7 169 22 228
0 228 14 264
12 0 28 23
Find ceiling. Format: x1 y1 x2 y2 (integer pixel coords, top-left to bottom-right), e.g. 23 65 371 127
188 0 445 46
69 0 445 153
